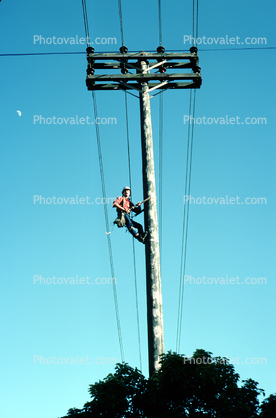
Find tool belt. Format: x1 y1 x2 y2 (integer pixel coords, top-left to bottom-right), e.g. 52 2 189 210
114 210 126 228
114 197 126 228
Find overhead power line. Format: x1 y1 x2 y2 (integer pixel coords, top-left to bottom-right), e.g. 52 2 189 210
158 0 162 46
1 47 275 58
124 91 143 372
81 0 90 46
81 0 125 362
118 0 125 46
158 93 163 258
117 0 142 370
92 91 125 362
176 89 197 353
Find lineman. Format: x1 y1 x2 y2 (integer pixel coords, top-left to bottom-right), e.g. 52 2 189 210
113 187 148 243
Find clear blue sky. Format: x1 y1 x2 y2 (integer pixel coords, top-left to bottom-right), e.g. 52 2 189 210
0 0 275 417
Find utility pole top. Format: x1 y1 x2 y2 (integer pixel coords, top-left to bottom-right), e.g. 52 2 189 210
85 47 201 92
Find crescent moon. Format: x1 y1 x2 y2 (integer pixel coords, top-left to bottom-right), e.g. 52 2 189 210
17 110 22 116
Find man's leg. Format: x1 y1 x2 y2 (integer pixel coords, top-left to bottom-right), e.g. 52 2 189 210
132 220 144 236
124 214 140 238
132 220 148 243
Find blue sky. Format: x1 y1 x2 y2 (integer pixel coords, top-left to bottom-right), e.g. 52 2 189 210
0 0 275 417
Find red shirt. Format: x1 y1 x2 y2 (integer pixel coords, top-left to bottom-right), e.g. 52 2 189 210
113 196 133 212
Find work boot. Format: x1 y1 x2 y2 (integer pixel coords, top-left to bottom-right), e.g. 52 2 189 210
135 233 143 243
141 231 148 244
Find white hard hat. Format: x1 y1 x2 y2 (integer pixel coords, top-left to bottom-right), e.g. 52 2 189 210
122 186 131 194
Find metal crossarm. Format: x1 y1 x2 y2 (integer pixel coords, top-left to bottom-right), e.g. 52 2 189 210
85 49 202 92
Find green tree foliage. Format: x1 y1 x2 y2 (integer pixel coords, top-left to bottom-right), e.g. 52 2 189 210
59 349 271 418
259 394 276 417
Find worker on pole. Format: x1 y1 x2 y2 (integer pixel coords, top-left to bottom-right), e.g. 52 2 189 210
113 187 148 243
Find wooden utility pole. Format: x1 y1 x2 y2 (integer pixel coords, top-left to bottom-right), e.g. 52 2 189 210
86 46 201 376
139 57 164 375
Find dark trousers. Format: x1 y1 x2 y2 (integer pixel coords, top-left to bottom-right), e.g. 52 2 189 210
124 213 143 237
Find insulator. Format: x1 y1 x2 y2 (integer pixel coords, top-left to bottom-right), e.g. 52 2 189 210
86 46 94 54
157 46 165 53
190 46 198 54
120 63 128 74
159 66 166 73
87 61 94 75
120 46 128 54
194 65 201 73
87 67 95 75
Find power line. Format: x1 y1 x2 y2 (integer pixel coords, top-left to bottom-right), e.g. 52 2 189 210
118 0 125 46
192 0 199 46
196 0 199 40
81 0 90 46
116 0 143 371
92 91 125 362
176 89 196 352
176 0 198 353
158 0 162 46
124 91 143 371
159 93 163 258
0 52 87 57
1 46 274 58
81 0 124 362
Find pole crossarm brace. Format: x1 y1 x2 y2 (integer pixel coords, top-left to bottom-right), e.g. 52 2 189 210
86 49 202 92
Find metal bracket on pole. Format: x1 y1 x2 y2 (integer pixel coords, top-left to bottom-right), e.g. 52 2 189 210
143 60 167 73
148 81 169 93
118 81 143 93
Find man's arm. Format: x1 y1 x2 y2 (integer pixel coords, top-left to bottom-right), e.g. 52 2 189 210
113 202 126 211
131 202 142 214
113 196 129 213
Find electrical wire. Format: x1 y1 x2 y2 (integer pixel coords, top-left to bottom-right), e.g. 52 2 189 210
159 93 163 259
118 0 125 46
176 89 196 352
92 91 125 362
196 0 199 41
158 0 162 46
1 46 274 58
81 0 91 46
116 0 142 370
124 92 143 371
192 0 199 46
81 0 124 362
176 0 199 354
